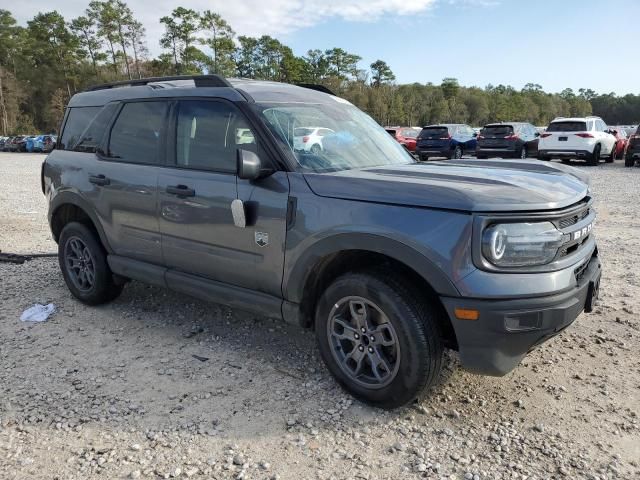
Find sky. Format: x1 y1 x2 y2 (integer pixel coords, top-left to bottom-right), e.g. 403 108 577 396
10 0 640 95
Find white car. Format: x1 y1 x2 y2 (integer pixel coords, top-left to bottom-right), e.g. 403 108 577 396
293 127 334 154
537 116 616 165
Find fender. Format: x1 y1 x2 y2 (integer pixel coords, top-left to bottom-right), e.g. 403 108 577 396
48 191 113 253
283 232 461 304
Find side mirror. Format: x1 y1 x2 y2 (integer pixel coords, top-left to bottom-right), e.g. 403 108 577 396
237 149 273 180
535 132 540 137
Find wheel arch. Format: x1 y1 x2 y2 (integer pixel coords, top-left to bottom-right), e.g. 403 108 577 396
284 234 460 348
49 192 112 252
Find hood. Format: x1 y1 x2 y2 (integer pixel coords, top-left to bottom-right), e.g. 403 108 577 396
303 159 590 212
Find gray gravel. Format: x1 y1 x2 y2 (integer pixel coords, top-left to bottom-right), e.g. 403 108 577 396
0 152 638 479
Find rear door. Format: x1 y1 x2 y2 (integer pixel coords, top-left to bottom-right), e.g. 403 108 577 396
158 99 290 297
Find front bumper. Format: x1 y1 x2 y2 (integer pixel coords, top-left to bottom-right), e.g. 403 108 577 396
440 251 601 376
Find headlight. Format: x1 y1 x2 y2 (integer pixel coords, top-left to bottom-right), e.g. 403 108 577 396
482 222 565 267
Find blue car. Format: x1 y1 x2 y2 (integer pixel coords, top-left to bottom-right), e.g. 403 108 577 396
25 136 40 152
416 124 477 161
31 135 46 152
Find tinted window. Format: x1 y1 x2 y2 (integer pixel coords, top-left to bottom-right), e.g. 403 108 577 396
547 121 587 132
74 103 119 153
482 125 513 136
176 100 255 172
60 107 101 150
420 127 449 139
400 129 418 138
295 127 315 136
108 101 167 164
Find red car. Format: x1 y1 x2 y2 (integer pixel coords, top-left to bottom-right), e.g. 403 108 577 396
385 127 420 152
610 127 628 159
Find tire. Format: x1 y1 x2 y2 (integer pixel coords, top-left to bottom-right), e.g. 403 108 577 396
625 154 635 167
538 154 550 161
419 154 429 162
452 146 463 159
587 144 601 166
314 271 444 409
519 147 527 159
310 144 322 155
58 222 123 305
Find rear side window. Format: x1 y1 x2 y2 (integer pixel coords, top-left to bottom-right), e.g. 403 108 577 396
547 121 587 132
108 102 168 164
400 129 418 138
295 127 315 136
60 107 101 150
420 127 449 139
73 103 119 153
176 100 256 172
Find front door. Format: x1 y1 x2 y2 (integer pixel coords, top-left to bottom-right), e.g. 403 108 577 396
158 99 289 297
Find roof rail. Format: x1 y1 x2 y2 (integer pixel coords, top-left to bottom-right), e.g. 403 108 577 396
295 83 336 96
85 75 232 92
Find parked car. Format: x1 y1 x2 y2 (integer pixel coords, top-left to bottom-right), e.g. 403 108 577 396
7 136 24 152
625 126 640 167
609 127 628 160
476 122 539 159
385 127 420 152
43 75 601 408
293 127 334 154
42 135 57 153
537 116 616 165
25 135 39 152
415 124 477 160
0 136 7 150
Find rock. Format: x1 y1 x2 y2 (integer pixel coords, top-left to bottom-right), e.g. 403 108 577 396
129 470 141 479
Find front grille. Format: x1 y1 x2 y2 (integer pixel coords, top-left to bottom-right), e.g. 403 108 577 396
574 257 590 282
558 208 590 229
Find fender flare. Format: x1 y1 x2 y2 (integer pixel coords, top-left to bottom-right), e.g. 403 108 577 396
283 233 460 304
49 191 113 253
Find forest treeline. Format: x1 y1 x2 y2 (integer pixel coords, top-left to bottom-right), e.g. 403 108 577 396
0 3 638 135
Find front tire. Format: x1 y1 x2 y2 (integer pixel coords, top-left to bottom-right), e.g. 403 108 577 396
58 222 123 305
315 271 443 409
451 146 463 159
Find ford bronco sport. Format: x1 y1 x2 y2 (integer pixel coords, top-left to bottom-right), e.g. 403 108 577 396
43 75 602 408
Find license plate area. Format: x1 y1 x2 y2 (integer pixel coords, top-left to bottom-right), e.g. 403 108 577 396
559 136 568 141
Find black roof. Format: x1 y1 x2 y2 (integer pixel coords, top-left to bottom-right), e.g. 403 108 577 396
69 75 340 108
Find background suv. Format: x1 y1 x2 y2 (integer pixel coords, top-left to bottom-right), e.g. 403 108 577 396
293 126 334 154
43 75 601 409
538 116 616 165
415 124 477 160
476 122 539 159
625 125 640 167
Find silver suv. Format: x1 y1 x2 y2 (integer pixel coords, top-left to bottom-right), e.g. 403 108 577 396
43 75 602 408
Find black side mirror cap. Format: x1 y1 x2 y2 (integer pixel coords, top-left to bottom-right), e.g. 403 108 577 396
237 149 273 180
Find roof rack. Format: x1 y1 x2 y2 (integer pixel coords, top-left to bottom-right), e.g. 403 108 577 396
85 75 232 92
295 83 336 96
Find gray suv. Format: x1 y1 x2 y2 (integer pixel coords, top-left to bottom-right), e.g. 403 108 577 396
43 75 602 408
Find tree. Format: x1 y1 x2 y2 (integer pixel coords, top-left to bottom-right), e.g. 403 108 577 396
160 7 201 74
199 10 235 75
325 48 361 81
370 60 395 87
125 18 146 78
303 49 328 82
70 15 102 77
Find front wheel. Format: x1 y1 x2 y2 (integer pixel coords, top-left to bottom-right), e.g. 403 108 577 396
452 146 463 159
315 271 443 409
58 222 123 305
519 147 527 159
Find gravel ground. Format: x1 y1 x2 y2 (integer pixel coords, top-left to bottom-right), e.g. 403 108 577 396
0 152 638 480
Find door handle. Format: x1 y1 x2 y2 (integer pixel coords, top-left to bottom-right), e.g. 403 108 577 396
89 174 110 186
166 185 195 197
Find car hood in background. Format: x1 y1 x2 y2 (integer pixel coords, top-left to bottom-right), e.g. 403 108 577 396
303 159 590 212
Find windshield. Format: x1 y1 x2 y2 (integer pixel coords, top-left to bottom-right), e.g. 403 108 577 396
254 101 414 173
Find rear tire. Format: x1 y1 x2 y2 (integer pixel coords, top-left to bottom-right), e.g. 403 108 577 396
315 271 444 409
625 154 635 167
588 144 601 166
606 144 616 163
58 222 123 305
419 154 429 162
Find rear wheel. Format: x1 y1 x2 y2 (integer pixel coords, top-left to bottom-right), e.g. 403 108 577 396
625 154 635 167
58 222 123 305
310 144 322 155
419 154 429 162
588 144 601 166
519 146 527 159
315 271 443 409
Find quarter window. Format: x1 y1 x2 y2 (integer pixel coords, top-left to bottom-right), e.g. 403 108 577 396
60 107 101 150
108 102 167 164
73 103 119 153
176 100 256 172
